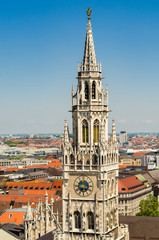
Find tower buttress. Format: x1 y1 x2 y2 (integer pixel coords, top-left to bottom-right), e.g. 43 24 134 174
112 119 117 143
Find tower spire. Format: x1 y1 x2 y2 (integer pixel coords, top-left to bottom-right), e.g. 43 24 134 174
82 8 97 72
25 199 33 220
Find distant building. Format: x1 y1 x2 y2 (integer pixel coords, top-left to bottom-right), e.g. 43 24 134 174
119 155 141 166
142 151 159 169
118 176 152 216
120 131 127 146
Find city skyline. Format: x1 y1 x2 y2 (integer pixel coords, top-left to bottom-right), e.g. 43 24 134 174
0 0 159 134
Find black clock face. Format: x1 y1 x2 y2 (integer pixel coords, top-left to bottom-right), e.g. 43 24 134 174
74 176 93 197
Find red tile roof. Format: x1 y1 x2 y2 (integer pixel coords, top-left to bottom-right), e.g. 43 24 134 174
132 152 148 157
22 189 56 196
119 165 128 168
5 181 53 190
0 209 30 225
52 180 62 190
0 195 61 205
118 176 145 193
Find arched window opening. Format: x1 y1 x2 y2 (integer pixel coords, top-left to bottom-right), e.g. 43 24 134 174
65 156 67 164
92 154 98 165
84 154 89 165
92 81 96 99
88 212 94 229
70 154 75 164
111 179 114 196
82 120 89 143
85 82 89 100
74 211 81 229
77 154 82 165
93 119 99 143
107 181 110 197
102 156 104 165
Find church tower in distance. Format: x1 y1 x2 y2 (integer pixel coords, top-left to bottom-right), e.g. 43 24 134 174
62 8 129 240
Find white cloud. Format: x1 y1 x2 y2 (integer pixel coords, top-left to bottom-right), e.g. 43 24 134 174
118 119 127 124
142 120 152 124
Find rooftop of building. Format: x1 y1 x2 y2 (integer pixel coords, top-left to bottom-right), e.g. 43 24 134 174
119 215 159 240
0 208 31 226
118 175 145 193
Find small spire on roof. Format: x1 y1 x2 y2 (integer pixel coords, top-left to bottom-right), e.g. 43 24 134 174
25 199 33 220
50 194 54 204
45 189 48 197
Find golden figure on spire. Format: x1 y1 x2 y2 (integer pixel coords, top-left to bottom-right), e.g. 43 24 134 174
86 7 92 17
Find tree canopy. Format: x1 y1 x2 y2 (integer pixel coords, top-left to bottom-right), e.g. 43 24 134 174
136 194 159 217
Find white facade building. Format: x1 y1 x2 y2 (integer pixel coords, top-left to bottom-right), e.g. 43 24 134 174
119 131 127 146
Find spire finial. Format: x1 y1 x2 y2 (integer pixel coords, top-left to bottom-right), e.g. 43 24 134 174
82 7 97 72
86 7 92 19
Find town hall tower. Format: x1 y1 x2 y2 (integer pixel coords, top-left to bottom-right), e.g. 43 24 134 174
62 8 129 240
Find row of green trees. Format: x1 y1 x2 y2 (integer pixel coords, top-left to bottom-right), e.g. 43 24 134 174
136 194 159 216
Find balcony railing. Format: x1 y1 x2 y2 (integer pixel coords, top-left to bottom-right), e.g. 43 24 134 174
69 164 98 171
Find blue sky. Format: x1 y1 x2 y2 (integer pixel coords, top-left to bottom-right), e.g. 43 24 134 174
0 0 159 134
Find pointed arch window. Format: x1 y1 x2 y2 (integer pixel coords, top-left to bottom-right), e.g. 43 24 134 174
74 211 81 229
92 154 98 165
85 82 89 100
93 119 99 143
70 154 75 164
65 155 67 164
92 81 96 99
82 120 89 143
88 212 94 229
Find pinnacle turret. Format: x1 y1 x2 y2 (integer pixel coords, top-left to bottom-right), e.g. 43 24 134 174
25 199 33 220
81 8 99 72
64 120 69 144
112 120 117 143
105 84 108 110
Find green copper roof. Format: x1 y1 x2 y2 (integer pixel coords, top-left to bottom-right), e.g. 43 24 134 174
136 174 147 183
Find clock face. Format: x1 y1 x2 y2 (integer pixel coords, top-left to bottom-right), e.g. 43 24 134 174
74 176 93 197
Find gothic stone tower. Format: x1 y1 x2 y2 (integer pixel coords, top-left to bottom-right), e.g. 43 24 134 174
62 8 129 240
